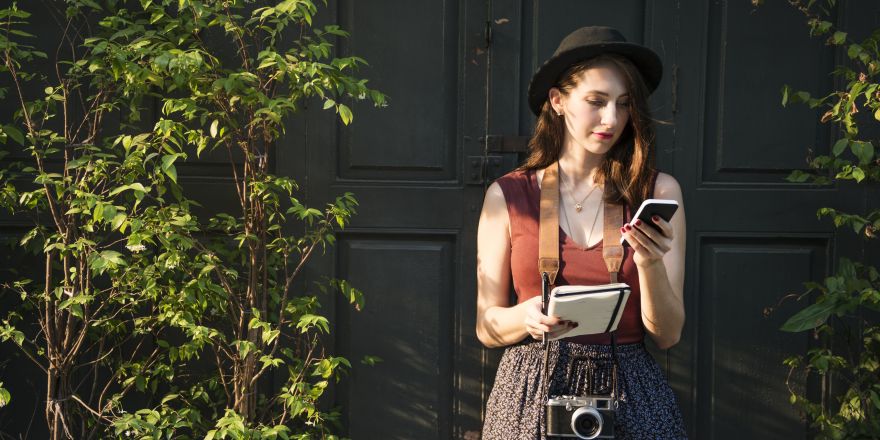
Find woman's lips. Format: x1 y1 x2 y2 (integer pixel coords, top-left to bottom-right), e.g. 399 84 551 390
593 132 613 140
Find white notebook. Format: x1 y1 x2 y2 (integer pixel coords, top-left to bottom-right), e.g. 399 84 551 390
546 283 631 340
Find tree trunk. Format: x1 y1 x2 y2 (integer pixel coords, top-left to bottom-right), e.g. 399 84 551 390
46 365 70 440
234 326 260 421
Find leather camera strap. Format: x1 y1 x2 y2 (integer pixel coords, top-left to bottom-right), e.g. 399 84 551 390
538 161 624 287
538 162 561 286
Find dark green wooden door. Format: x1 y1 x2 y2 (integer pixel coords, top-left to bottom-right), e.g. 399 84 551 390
289 0 489 438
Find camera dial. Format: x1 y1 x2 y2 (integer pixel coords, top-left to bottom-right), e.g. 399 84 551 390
570 406 604 439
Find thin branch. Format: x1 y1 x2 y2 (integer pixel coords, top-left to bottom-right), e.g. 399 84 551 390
69 394 112 423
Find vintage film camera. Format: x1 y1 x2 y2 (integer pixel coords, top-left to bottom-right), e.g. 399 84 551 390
545 394 616 439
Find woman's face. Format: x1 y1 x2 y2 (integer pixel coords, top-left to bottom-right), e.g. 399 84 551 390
549 64 631 156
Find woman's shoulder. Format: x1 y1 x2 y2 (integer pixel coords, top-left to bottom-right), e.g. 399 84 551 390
492 168 534 195
494 168 531 184
653 171 683 202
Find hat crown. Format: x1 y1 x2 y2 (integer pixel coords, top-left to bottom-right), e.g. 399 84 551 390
527 25 663 116
554 26 628 57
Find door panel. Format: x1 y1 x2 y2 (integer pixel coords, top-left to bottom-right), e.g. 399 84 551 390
338 0 459 181
695 237 826 440
295 1 488 438
336 233 455 439
702 0 835 183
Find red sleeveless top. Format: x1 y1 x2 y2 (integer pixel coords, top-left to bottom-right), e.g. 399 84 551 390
495 168 659 345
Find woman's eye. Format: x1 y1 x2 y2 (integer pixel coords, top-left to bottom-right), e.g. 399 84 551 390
588 100 605 107
617 102 630 106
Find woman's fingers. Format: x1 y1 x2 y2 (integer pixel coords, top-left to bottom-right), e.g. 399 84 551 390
622 224 653 252
649 215 673 236
526 317 566 334
634 219 669 244
535 321 578 340
524 300 576 339
548 325 576 339
624 221 670 254
526 316 552 334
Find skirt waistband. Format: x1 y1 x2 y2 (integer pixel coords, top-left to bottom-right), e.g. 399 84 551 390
508 338 647 360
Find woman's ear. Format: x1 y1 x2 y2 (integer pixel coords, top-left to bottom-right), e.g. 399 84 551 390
548 87 564 115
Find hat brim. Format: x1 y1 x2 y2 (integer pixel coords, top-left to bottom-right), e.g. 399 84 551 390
527 42 663 116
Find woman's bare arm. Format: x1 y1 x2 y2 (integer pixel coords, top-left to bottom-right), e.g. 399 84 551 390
476 182 571 348
620 172 686 349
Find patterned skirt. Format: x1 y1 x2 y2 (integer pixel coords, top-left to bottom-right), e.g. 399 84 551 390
482 339 687 439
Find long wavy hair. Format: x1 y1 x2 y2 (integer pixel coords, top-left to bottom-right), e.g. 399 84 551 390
521 53 657 210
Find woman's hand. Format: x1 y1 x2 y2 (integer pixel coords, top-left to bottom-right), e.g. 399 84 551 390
621 215 674 268
523 296 577 340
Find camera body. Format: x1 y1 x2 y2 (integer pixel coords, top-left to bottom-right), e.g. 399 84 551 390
545 395 616 439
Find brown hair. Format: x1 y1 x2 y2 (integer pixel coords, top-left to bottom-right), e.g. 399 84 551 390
521 54 657 210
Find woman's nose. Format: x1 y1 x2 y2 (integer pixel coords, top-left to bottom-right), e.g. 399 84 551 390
600 104 618 128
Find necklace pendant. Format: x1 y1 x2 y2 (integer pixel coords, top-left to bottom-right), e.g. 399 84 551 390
575 203 583 212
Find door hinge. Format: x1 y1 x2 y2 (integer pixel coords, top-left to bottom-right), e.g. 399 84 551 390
466 154 522 185
466 155 502 185
482 135 530 153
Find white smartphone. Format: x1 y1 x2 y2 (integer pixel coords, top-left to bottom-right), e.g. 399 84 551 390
620 198 679 246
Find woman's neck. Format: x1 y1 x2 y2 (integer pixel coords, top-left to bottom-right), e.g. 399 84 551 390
557 141 603 186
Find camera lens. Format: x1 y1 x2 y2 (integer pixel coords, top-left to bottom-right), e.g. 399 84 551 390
570 407 603 439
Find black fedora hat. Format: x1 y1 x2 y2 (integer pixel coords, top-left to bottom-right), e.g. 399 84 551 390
527 26 663 116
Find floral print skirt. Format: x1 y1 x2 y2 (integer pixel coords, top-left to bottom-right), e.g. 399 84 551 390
482 339 687 439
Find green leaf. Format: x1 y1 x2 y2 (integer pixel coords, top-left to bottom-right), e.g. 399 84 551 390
847 44 863 60
830 31 847 45
210 119 219 138
297 314 330 333
3 125 24 145
93 203 104 222
161 155 179 183
832 138 848 156
111 213 127 231
79 0 102 10
338 104 353 125
875 106 880 122
852 167 865 182
781 300 837 332
161 154 178 171
361 355 382 366
786 170 812 183
851 141 874 165
0 385 9 408
868 390 880 411
102 204 117 222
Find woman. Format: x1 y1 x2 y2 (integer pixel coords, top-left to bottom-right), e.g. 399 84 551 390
476 27 688 439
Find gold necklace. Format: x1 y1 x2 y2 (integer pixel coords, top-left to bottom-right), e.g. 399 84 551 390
561 192 603 247
559 165 599 213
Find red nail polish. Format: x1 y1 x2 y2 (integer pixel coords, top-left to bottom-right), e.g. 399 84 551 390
635 219 642 226
620 226 626 233
652 215 659 222
625 224 632 231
